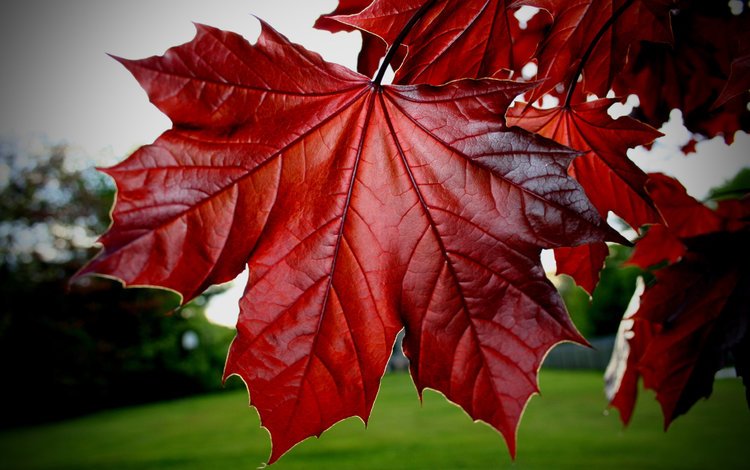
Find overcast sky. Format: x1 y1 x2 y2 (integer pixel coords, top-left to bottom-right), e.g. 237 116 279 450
2 1 747 327
0 0 357 159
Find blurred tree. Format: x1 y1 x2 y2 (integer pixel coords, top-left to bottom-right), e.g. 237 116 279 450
0 141 237 428
707 167 750 201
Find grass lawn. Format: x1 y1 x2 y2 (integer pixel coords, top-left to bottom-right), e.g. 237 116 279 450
0 370 747 469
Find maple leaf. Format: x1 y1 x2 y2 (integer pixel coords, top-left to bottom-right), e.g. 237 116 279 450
314 0 386 77
516 0 675 101
714 51 750 109
315 0 373 32
551 243 611 295
607 174 750 426
625 224 684 269
328 0 551 85
77 21 618 463
641 173 723 239
615 3 750 142
604 276 650 425
507 99 661 292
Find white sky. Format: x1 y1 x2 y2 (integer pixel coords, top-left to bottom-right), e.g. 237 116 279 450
1 1 747 328
0 0 356 160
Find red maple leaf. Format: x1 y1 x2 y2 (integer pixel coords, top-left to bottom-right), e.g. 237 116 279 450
714 51 750 109
607 174 750 426
327 0 551 85
517 0 675 101
77 21 618 463
641 173 723 239
625 224 684 269
615 3 750 142
315 0 373 31
507 99 662 292
314 0 387 77
551 243 611 295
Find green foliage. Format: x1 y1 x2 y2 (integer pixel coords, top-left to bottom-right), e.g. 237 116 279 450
0 141 237 428
707 167 750 201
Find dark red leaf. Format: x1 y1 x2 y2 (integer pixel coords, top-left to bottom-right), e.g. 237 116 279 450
315 0 386 77
331 0 551 84
507 99 661 290
628 178 750 270
78 22 616 463
608 184 750 426
680 138 698 155
315 0 373 32
716 197 750 231
508 99 662 229
615 4 750 142
645 173 723 238
714 52 750 109
626 224 684 269
517 0 675 101
610 240 749 426
605 278 653 425
553 243 610 294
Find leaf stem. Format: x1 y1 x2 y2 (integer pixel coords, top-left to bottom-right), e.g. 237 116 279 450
564 0 636 107
373 0 439 86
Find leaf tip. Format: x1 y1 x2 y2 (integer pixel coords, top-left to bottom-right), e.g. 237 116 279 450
107 53 134 70
606 226 632 247
613 403 634 427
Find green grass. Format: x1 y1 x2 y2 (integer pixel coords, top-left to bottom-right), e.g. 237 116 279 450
0 370 747 469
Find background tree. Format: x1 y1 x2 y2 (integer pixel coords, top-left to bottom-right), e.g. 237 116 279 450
0 141 237 427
